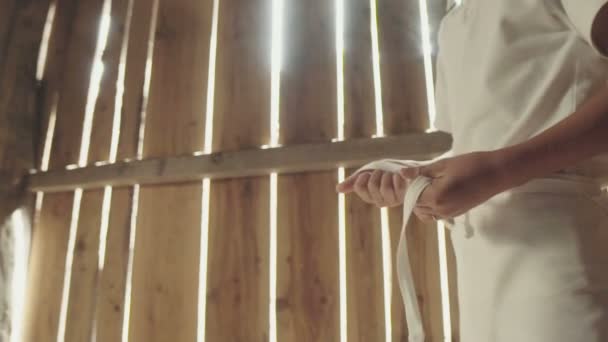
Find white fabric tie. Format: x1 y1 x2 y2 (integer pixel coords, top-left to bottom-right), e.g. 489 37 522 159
352 158 460 342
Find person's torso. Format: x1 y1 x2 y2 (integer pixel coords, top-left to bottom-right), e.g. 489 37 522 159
435 0 608 183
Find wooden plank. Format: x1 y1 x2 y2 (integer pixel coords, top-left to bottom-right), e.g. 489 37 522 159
22 193 73 342
378 0 429 135
49 0 104 170
377 0 444 340
0 0 16 84
343 0 386 341
0 0 51 175
64 189 104 342
28 132 453 192
276 0 339 340
94 0 154 340
87 0 130 164
63 1 131 341
205 0 271 340
22 1 104 341
446 235 460 342
128 0 212 340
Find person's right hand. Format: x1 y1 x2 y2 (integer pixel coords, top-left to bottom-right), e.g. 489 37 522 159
335 169 408 208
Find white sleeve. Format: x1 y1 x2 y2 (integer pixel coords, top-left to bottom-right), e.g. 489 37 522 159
561 0 608 58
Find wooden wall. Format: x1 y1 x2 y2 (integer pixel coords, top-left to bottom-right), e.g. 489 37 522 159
20 0 458 341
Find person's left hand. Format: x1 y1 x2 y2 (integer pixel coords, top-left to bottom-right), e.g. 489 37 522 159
400 151 513 221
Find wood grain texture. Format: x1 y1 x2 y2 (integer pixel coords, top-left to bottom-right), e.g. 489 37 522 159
28 132 452 192
377 0 429 135
276 0 339 340
23 1 103 341
94 1 154 340
205 0 271 340
64 1 131 340
206 177 270 341
49 0 104 169
446 233 460 342
94 187 133 342
0 0 51 174
87 0 130 164
64 189 104 342
128 0 212 340
23 193 73 342
35 0 79 164
343 0 386 341
0 0 16 84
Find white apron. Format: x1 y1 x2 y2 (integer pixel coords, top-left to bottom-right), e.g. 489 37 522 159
353 160 608 341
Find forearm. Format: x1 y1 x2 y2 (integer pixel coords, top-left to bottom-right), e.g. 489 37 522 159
498 84 608 187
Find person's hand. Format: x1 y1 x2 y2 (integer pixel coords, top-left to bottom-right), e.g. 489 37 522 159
400 151 511 221
335 169 409 208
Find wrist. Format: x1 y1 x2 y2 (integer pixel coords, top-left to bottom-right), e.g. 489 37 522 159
490 146 531 189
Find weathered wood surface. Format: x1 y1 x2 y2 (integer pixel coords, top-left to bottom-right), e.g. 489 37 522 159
205 0 271 340
63 1 131 341
23 1 103 341
276 0 340 340
28 132 452 192
343 0 386 341
128 0 212 341
94 0 155 340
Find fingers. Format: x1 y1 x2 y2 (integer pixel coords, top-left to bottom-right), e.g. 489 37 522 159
348 170 405 207
336 172 360 193
367 170 384 205
354 172 374 203
380 172 398 204
393 173 406 201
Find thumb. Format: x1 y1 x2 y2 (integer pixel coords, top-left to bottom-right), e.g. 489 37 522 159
336 172 365 193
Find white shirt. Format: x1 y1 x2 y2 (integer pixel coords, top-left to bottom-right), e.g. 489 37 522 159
434 0 608 183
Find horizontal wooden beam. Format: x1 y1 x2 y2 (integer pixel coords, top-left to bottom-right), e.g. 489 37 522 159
27 132 452 192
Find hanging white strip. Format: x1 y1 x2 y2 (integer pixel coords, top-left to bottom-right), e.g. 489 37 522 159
351 159 450 342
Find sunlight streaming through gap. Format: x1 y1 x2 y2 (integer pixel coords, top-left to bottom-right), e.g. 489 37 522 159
370 1 393 340
419 0 452 340
335 0 348 340
419 0 437 133
10 209 31 342
370 0 385 138
34 99 58 225
36 2 57 81
269 0 284 340
197 0 220 341
121 0 160 340
380 207 392 341
268 0 284 341
56 2 112 341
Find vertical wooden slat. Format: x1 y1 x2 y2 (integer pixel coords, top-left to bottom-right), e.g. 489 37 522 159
205 0 271 340
48 0 104 170
343 0 386 341
0 0 16 82
94 1 154 341
378 0 429 136
276 0 339 340
128 0 212 340
23 193 73 342
377 0 444 340
64 189 104 342
63 1 131 340
446 235 460 342
23 1 104 341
